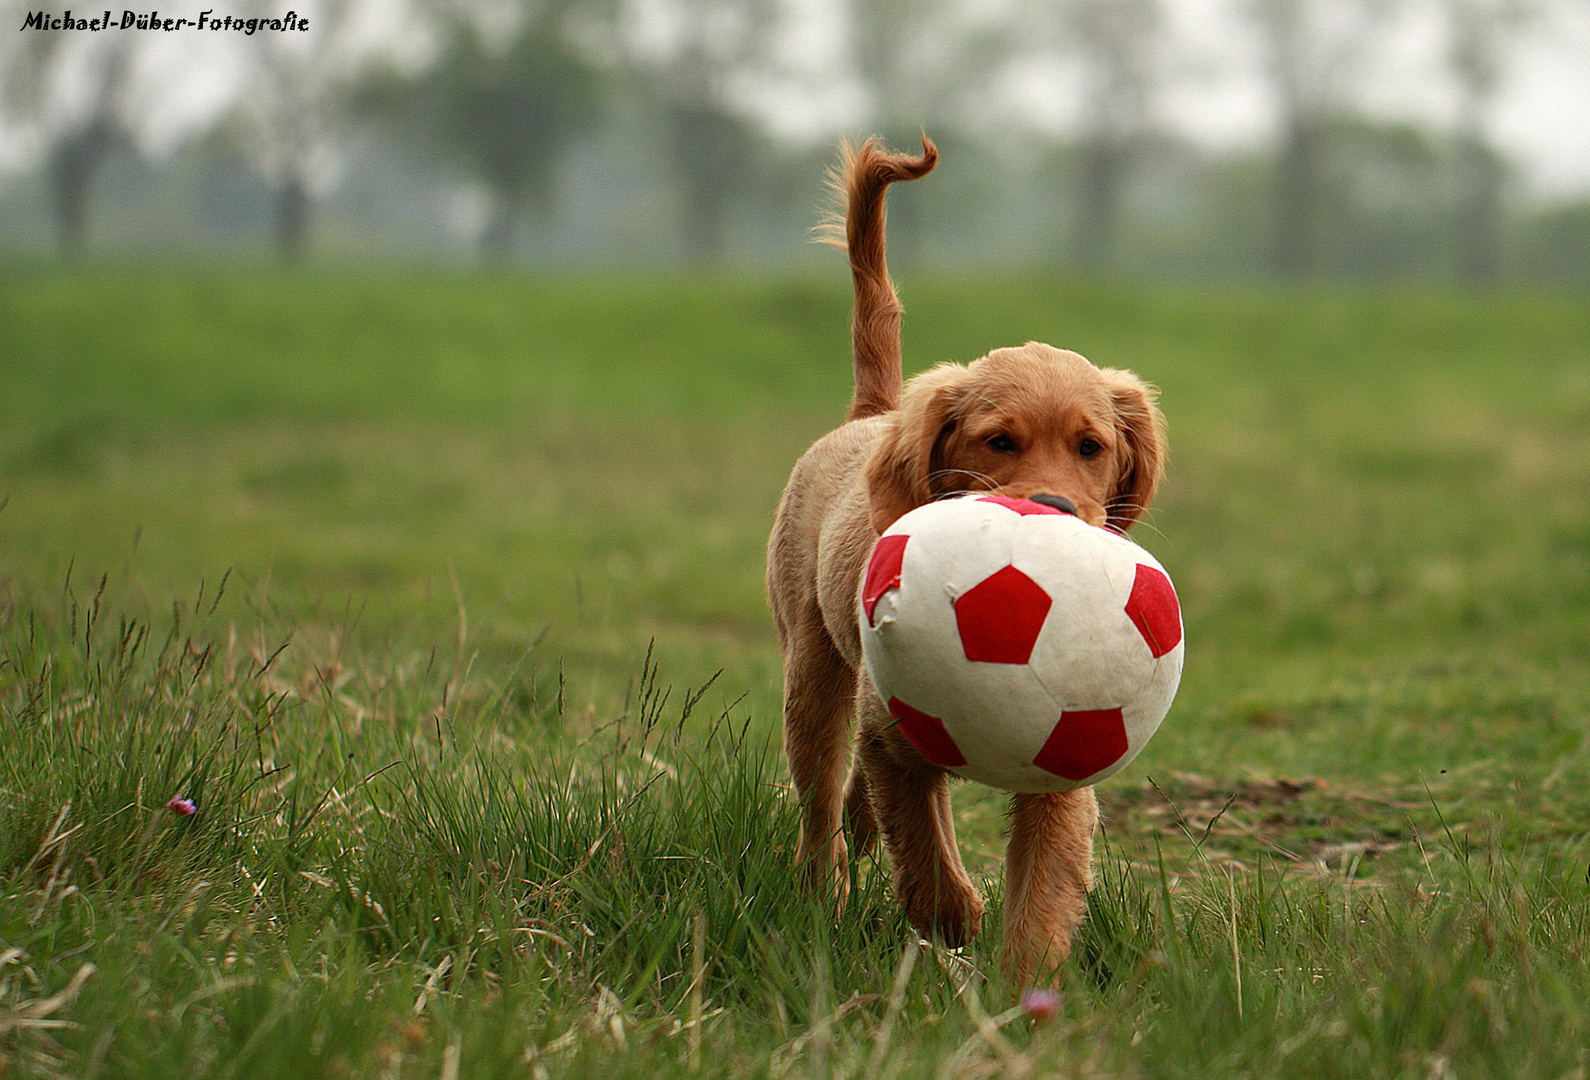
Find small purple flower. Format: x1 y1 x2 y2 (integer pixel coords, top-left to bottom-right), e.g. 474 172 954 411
1021 988 1061 1022
166 795 197 816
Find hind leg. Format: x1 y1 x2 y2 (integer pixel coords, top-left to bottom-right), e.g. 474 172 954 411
843 755 877 859
780 625 857 903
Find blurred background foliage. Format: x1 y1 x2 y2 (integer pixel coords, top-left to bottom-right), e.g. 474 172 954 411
1 0 1588 285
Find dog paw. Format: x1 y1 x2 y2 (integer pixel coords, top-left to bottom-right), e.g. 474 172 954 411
999 930 1073 988
903 883 984 949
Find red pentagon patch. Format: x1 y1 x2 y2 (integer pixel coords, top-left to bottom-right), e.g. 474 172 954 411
1033 708 1129 782
888 698 967 768
954 565 1052 663
862 533 910 625
975 495 1067 516
1125 563 1182 659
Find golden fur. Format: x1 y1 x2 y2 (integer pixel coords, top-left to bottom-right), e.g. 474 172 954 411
767 136 1167 985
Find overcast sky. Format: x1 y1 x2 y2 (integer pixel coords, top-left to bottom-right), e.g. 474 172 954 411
4 0 1589 200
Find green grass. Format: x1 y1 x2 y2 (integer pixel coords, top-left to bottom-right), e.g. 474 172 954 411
2 264 1589 1077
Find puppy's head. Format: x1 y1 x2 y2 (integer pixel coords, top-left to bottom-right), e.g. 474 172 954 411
864 342 1165 534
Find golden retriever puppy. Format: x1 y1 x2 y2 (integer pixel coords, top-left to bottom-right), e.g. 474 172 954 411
767 136 1166 985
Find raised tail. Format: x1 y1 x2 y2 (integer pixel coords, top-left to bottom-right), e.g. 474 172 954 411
819 134 938 422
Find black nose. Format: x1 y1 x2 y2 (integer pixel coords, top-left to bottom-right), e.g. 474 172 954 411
1031 494 1077 515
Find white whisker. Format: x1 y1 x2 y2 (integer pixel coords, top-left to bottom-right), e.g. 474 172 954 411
927 468 996 495
1107 501 1170 544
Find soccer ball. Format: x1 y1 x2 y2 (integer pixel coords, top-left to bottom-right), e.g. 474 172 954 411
859 494 1183 793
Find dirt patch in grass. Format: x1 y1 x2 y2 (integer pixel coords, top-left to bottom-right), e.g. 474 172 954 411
1098 772 1438 876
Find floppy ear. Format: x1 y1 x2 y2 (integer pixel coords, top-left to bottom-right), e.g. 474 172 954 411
864 363 972 534
1101 368 1166 533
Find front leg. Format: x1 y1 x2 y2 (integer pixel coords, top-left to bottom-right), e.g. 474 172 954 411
1001 788 1098 985
855 682 984 948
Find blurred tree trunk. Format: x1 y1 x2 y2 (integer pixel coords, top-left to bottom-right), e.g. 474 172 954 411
276 175 310 266
21 42 131 259
846 0 974 265
1446 0 1529 287
617 0 779 263
667 102 754 263
1250 0 1387 280
1077 133 1129 271
235 0 401 266
1004 0 1166 271
48 119 118 258
377 2 603 266
1069 0 1163 273
479 199 516 266
1454 128 1504 286
1272 116 1323 278
238 11 337 267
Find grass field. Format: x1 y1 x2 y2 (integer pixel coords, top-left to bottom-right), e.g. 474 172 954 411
2 263 1590 1077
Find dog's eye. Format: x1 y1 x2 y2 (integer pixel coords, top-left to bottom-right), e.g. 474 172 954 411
986 434 1020 454
1078 437 1103 459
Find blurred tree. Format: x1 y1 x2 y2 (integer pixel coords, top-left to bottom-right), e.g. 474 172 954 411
242 43 327 266
842 0 1001 259
405 4 605 263
1075 0 1166 271
1039 0 1169 271
1444 0 1532 286
1317 118 1450 278
0 34 132 257
601 0 780 261
663 100 761 261
1247 0 1393 278
848 0 977 127
1518 200 1590 286
227 0 433 265
47 48 130 260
